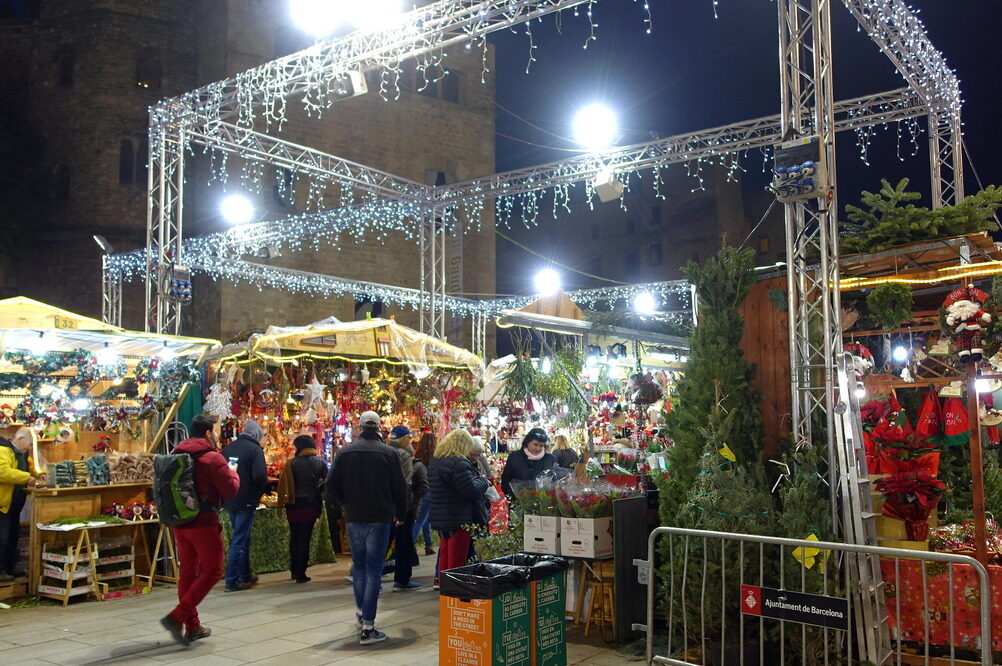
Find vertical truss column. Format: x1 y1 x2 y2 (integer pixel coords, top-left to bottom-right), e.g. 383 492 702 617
101 255 122 327
780 0 842 481
145 124 185 335
471 310 487 358
419 207 448 340
929 110 965 208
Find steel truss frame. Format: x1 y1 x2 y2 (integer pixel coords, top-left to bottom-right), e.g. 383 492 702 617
420 208 449 339
101 254 122 328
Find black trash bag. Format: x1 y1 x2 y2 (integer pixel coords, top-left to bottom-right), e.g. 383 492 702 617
487 554 569 581
440 563 531 600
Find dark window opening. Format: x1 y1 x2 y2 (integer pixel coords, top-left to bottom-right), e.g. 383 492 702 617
56 48 75 87
649 244 662 266
118 139 134 184
416 68 460 104
135 49 161 89
52 165 70 200
355 297 384 320
758 237 770 254
649 205 662 226
136 141 148 183
0 0 40 19
625 218 637 234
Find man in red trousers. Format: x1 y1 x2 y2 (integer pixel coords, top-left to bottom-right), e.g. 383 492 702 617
161 414 240 644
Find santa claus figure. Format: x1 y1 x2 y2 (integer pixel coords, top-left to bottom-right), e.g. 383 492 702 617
944 285 992 362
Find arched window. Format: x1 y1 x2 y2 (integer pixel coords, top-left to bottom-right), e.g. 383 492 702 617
56 48 74 87
52 165 70 200
135 49 161 89
135 140 148 184
118 139 134 185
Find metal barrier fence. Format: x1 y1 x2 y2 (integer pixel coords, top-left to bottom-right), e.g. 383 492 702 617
637 527 994 666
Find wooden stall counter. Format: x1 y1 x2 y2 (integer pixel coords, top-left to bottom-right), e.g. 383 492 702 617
28 482 159 598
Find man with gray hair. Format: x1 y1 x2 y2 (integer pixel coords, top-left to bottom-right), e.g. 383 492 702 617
221 420 267 592
0 428 40 581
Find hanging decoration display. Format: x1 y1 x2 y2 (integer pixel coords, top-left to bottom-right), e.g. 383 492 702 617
943 284 992 362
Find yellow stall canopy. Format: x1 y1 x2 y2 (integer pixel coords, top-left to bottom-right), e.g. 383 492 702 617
250 317 482 374
0 296 219 359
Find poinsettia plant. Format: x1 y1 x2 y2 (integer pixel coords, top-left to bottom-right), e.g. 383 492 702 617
870 419 939 461
875 471 949 540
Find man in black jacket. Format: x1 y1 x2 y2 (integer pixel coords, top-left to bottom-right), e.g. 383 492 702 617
326 411 407 646
220 420 267 592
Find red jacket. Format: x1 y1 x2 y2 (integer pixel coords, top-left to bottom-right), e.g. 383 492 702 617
172 437 240 529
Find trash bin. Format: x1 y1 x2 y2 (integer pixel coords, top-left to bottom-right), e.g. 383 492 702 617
439 563 533 666
488 554 570 666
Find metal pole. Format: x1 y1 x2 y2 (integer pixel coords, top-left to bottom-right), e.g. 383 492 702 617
965 361 991 567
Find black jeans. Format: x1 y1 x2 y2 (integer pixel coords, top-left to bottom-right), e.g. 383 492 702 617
0 499 25 575
288 519 317 580
325 500 342 554
392 518 418 585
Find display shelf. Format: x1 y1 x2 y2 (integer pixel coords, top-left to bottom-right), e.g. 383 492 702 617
30 482 153 497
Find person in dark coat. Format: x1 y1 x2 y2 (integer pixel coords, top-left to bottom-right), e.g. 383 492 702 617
552 434 580 470
220 420 267 592
325 411 408 646
392 452 428 591
278 435 328 584
428 429 489 576
411 432 436 555
500 427 556 497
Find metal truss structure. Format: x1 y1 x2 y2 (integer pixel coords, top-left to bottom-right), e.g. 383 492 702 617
101 254 122 328
419 209 449 339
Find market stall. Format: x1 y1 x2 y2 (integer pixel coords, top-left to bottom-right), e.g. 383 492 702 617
203 316 483 565
0 297 218 601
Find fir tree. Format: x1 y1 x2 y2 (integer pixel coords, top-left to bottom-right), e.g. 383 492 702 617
658 243 764 526
842 178 1002 254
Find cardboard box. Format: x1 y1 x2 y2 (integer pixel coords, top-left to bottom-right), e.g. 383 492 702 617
523 514 561 555
439 589 532 666
560 517 613 559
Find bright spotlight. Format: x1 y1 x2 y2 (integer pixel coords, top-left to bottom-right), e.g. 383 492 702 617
633 292 657 315
892 345 909 362
289 0 341 38
533 268 561 295
854 387 866 399
72 398 91 411
220 194 255 225
977 378 995 393
347 0 401 31
572 104 618 150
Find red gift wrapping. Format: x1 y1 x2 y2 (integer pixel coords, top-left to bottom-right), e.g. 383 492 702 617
488 485 509 535
881 559 1002 652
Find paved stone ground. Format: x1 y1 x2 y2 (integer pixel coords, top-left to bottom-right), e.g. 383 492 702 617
0 557 635 665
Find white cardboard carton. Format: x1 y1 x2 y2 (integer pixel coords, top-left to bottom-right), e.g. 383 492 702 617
523 514 561 555
560 516 613 559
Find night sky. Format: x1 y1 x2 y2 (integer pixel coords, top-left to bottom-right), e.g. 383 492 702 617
488 0 1001 217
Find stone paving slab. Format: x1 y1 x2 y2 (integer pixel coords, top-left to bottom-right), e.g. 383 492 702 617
0 558 632 664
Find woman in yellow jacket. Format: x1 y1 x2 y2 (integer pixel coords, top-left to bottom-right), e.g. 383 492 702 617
0 428 41 581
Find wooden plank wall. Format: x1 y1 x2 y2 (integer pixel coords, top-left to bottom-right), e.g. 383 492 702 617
738 276 791 459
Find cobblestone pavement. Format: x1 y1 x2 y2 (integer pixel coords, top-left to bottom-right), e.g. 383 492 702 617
0 557 634 665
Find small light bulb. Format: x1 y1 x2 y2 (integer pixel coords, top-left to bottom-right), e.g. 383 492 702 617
892 345 908 362
72 398 91 411
855 387 866 399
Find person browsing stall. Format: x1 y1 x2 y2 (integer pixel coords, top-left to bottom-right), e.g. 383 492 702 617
428 429 490 577
220 420 267 592
278 434 328 584
0 428 44 581
552 434 580 470
500 427 556 497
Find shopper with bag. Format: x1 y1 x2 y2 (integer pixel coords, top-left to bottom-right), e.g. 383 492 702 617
161 414 240 645
277 434 328 584
220 420 267 592
411 431 436 555
428 429 489 577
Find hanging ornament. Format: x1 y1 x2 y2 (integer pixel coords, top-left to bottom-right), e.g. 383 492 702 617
303 374 326 409
204 383 234 420
943 285 992 363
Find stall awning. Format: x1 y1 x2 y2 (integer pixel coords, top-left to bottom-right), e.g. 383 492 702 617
250 317 482 373
0 296 219 359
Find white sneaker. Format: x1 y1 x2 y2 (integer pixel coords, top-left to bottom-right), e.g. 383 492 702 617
360 628 387 645
344 575 353 583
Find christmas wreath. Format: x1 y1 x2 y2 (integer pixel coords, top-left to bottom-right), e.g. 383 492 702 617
866 282 913 331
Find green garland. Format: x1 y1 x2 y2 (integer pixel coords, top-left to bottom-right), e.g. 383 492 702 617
866 282 913 331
